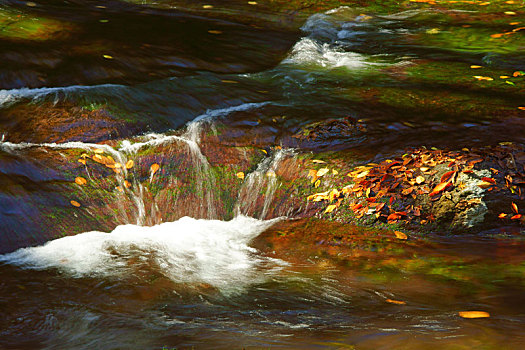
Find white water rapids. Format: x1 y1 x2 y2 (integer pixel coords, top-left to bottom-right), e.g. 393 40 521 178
0 102 290 293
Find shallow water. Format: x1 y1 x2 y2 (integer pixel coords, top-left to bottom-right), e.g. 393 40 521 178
1 0 525 348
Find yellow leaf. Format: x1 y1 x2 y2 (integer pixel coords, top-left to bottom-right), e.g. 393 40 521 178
518 107 525 111
261 149 267 154
113 162 122 169
416 175 425 184
314 179 321 188
500 76 510 79
504 11 516 15
150 163 160 175
75 177 87 185
394 231 408 240
125 160 134 169
103 55 113 59
332 169 339 175
459 311 490 319
92 154 104 163
470 65 482 69
202 4 213 8
473 76 493 81
317 168 329 177
248 1 257 4
124 180 131 188
236 172 245 180
325 204 337 213
329 189 340 201
386 299 406 305
307 191 330 201
266 170 276 177
312 159 326 164
70 200 81 207
94 148 104 154
78 159 86 165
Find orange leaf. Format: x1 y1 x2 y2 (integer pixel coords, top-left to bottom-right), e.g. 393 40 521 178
394 231 408 240
74 177 87 185
511 214 522 220
70 200 81 207
236 172 245 180
512 202 519 214
498 213 507 219
429 181 452 196
386 299 406 305
459 311 490 319
150 163 160 175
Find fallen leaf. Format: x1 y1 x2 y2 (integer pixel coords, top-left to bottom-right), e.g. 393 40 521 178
473 76 493 81
70 200 81 207
519 107 525 111
332 169 339 175
499 213 508 218
470 65 482 69
441 171 456 184
236 172 245 180
325 204 337 213
124 180 131 188
429 181 452 196
94 148 104 154
317 168 329 177
386 299 406 305
416 175 425 184
125 160 134 169
248 1 257 4
312 159 326 164
481 177 496 185
202 4 213 8
394 231 408 240
103 54 113 59
459 311 490 319
75 177 87 185
511 214 522 220
150 163 160 175
512 202 519 214
314 179 321 188
78 159 86 165
208 30 222 34
504 11 516 15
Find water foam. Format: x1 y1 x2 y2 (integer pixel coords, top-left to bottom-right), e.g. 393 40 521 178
0 216 283 293
0 84 123 108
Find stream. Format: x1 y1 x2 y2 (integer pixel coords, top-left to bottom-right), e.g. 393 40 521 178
1 0 525 349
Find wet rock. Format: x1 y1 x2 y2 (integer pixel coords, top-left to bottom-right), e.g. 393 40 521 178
0 102 145 143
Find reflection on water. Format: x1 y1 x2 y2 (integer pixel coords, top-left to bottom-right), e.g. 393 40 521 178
1 0 525 348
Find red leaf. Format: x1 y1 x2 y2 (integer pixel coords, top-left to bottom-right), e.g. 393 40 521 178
440 171 456 184
481 177 496 185
511 214 522 220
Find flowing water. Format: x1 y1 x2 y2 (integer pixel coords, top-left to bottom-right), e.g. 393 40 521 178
1 0 525 348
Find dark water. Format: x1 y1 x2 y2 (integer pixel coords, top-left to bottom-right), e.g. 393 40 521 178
1 0 525 349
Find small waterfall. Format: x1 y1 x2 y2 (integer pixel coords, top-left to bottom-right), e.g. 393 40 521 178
235 149 291 219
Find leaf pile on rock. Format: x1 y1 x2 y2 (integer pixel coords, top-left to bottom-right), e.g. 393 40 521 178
307 143 525 229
